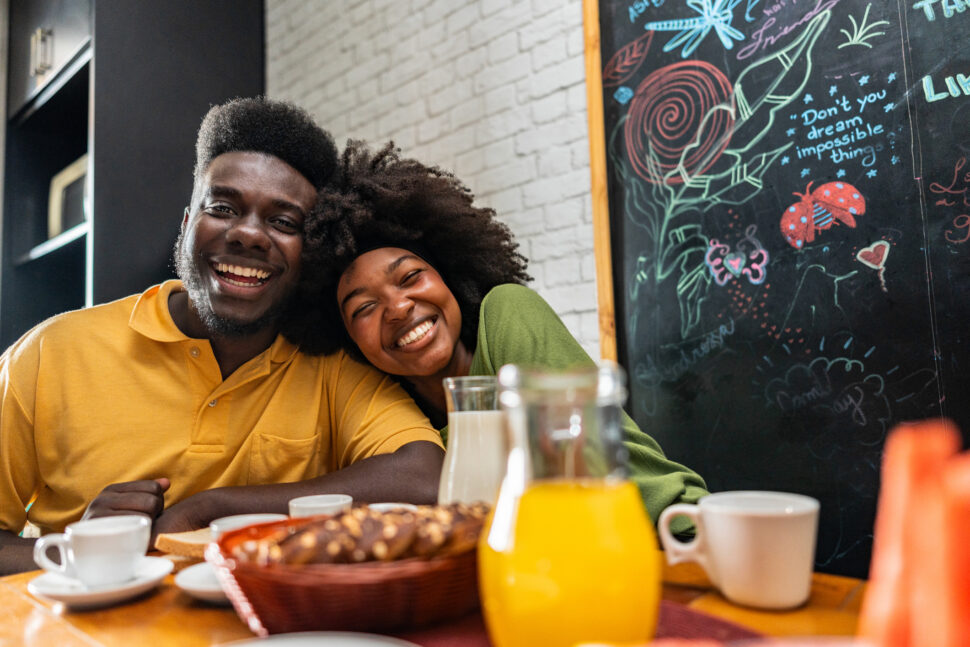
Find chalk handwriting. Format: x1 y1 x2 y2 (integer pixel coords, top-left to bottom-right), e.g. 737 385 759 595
766 357 886 429
929 156 970 207
738 0 842 60
945 215 970 243
629 0 666 23
790 76 894 171
912 0 968 22
636 319 737 387
922 73 970 103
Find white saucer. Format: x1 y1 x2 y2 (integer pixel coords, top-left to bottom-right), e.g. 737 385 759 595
216 632 420 646
175 560 229 604
28 556 173 609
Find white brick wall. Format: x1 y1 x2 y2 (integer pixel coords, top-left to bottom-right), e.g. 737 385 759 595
266 0 601 358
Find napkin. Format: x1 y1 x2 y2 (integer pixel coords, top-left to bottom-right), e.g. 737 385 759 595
857 418 967 647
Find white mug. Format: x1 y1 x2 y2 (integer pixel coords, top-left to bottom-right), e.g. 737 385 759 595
658 490 820 609
33 515 151 588
288 494 353 518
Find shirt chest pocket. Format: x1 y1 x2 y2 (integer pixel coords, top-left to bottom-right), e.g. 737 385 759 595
248 432 321 485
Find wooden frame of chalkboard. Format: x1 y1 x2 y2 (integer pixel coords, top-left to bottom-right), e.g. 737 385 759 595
583 0 619 363
581 0 969 579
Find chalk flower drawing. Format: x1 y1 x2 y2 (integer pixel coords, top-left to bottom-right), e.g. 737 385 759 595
612 11 831 338
838 4 890 49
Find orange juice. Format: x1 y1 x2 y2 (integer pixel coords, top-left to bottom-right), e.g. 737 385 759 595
479 479 661 647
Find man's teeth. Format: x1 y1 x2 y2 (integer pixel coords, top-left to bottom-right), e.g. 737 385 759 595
215 263 270 280
397 320 434 347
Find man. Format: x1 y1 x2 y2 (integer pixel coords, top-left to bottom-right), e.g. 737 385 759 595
0 98 445 575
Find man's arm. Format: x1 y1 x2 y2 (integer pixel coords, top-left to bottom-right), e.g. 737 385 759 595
153 440 444 534
0 530 37 576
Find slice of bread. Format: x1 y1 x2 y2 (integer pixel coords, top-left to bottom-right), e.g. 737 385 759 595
154 527 213 559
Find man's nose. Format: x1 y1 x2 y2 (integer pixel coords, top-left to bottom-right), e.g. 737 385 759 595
226 213 272 250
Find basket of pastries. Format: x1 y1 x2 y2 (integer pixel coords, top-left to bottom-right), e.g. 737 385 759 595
206 502 489 636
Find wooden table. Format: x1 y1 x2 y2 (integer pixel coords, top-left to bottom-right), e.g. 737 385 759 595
0 553 866 646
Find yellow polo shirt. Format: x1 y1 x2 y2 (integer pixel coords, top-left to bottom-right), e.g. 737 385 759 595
0 280 442 534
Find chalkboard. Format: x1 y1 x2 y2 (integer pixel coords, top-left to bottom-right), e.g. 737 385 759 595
586 0 970 578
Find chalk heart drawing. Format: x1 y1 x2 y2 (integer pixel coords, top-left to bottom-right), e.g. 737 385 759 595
725 251 746 275
856 240 889 270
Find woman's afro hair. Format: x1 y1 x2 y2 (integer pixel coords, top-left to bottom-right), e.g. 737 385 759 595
283 140 531 356
194 96 337 191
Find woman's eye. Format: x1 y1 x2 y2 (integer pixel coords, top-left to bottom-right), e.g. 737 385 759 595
401 269 423 285
351 302 374 319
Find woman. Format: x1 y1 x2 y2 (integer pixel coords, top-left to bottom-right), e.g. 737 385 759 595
285 141 708 524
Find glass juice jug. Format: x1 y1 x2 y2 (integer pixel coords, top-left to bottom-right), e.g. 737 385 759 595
478 363 662 647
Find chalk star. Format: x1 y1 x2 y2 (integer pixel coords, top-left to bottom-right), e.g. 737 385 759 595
781 156 790 165
867 169 878 178
829 85 838 96
801 168 811 177
883 103 894 112
786 128 796 136
888 72 897 82
892 155 900 165
803 94 814 104
859 75 870 86
837 169 847 178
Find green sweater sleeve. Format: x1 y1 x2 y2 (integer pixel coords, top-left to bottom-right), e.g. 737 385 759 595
469 284 709 529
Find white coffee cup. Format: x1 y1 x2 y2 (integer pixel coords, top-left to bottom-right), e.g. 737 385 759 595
658 490 820 609
33 515 151 588
288 494 353 518
209 513 287 540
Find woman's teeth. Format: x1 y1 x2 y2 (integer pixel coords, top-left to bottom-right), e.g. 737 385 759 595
397 320 434 347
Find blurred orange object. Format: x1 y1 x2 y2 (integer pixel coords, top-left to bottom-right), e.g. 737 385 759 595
856 419 960 647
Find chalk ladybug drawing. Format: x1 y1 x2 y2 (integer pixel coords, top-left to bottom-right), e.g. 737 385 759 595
780 181 866 249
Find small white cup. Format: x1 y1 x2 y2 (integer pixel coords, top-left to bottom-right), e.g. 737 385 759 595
33 515 151 588
209 513 287 540
658 490 820 610
288 494 353 518
367 502 419 513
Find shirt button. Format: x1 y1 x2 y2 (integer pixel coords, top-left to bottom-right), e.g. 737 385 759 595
190 347 200 358
208 399 218 407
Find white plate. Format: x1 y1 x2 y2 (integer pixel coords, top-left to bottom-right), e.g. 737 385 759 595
174 561 230 604
27 555 173 609
216 632 421 646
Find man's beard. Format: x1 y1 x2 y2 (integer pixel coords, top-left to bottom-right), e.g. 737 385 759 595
172 231 290 338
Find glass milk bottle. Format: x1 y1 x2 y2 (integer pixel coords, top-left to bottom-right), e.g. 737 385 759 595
437 376 507 505
478 363 662 647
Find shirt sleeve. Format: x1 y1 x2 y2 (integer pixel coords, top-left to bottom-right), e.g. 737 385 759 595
0 343 39 534
324 352 444 469
475 284 709 529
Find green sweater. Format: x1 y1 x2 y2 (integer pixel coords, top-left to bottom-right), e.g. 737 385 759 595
467 284 708 528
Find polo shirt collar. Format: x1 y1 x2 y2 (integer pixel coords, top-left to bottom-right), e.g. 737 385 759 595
128 280 299 364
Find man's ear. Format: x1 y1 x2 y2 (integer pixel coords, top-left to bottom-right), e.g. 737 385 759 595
182 208 190 230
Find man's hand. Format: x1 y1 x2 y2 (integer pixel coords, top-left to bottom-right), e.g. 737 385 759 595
82 478 170 521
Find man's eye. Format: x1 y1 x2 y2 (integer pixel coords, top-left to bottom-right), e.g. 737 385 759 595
205 204 235 217
273 217 302 233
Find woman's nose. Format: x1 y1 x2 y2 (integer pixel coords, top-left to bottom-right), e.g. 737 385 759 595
384 296 414 321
